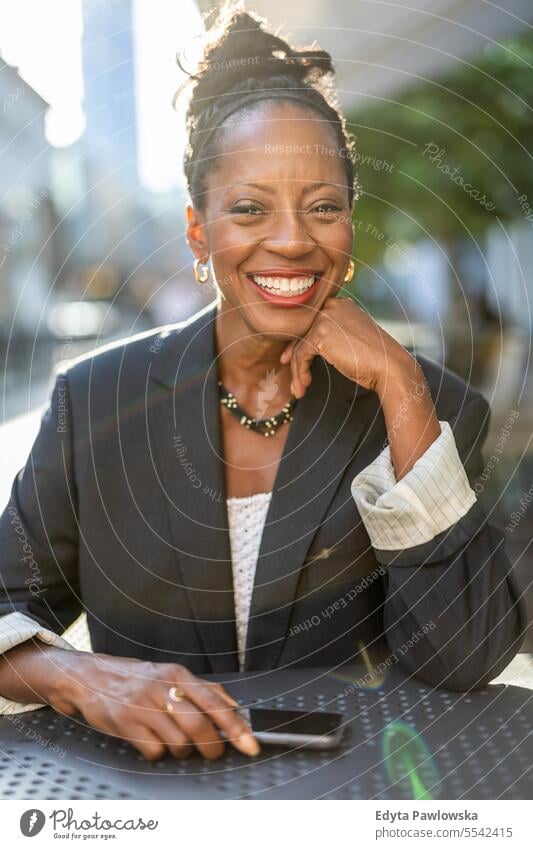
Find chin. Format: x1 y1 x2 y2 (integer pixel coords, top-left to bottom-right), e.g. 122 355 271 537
241 302 319 339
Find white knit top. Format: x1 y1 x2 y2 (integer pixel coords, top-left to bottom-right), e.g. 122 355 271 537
226 491 273 671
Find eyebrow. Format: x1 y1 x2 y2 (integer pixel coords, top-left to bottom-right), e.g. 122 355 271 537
302 182 345 195
229 181 345 195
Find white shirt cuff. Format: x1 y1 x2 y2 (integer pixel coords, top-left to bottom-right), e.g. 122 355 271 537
0 611 78 715
350 420 477 551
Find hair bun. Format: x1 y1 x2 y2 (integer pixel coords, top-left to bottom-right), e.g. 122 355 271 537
177 3 357 212
181 6 336 121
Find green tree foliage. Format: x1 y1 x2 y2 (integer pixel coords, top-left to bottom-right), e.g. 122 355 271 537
346 35 533 272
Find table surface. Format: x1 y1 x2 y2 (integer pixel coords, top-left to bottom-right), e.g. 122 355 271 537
0 657 531 801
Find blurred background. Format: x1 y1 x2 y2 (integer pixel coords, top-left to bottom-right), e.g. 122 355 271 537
0 0 532 645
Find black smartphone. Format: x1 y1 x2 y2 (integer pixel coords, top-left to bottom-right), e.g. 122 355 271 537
237 706 346 750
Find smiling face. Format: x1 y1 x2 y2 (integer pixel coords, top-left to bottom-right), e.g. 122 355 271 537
186 100 354 340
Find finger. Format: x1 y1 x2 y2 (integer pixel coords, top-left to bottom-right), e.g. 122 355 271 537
172 675 259 757
206 681 240 708
123 722 168 762
149 712 194 759
164 698 226 760
279 339 296 364
288 340 307 397
290 337 317 398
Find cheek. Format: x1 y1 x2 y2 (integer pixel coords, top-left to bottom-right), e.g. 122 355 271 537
313 222 353 263
206 222 252 295
206 220 258 265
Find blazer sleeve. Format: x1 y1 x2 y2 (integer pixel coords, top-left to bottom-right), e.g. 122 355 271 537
353 392 527 691
0 369 82 706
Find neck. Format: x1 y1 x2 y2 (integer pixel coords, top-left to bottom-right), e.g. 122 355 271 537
214 303 293 399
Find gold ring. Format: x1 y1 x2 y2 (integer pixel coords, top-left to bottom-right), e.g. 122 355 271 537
168 685 186 703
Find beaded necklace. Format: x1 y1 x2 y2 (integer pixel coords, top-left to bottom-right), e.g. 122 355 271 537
218 381 297 437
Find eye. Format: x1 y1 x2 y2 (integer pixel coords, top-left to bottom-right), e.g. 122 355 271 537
229 203 264 216
313 202 342 215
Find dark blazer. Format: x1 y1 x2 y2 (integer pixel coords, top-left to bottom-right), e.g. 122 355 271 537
0 302 526 689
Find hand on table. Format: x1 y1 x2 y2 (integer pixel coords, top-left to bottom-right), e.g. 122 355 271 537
51 653 259 761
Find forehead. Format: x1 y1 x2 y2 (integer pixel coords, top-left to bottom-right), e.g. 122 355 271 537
207 100 348 193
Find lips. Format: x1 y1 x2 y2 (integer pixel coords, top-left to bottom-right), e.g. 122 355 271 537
245 269 322 306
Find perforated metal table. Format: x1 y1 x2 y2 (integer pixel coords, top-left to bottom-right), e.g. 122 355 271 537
0 664 531 800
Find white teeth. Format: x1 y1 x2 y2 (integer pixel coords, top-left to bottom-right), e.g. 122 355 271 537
251 275 317 296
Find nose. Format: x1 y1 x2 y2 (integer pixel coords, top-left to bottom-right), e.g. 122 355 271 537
262 206 315 258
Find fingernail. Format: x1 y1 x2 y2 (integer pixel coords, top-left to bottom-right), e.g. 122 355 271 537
290 382 295 395
239 734 260 756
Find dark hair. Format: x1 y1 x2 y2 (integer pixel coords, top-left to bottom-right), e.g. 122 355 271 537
174 4 358 210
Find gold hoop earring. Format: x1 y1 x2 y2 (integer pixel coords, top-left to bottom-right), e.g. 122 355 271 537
193 258 210 284
344 259 355 283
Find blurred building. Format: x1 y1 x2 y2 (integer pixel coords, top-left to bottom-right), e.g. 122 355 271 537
65 0 200 327
79 0 139 268
0 58 57 335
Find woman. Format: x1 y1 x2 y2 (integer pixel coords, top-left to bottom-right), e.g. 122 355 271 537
0 8 525 762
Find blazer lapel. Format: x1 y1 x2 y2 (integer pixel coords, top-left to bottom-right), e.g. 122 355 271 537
147 303 239 672
244 354 375 671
